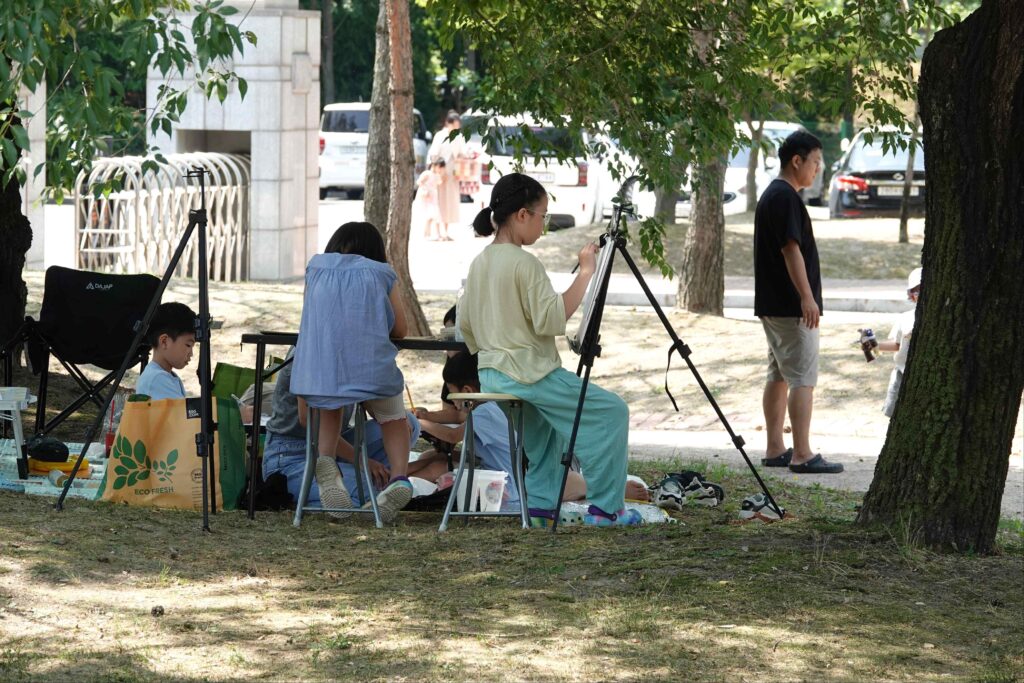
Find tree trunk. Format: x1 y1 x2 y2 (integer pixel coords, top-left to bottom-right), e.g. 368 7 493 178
0 114 33 351
745 117 763 214
678 157 725 315
320 0 335 106
364 0 391 230
384 0 429 336
652 185 678 226
897 119 917 244
857 0 1024 554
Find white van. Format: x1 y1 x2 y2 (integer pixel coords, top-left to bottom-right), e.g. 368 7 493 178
318 102 431 199
463 113 603 229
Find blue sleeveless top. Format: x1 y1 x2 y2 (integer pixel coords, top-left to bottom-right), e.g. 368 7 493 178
290 253 404 407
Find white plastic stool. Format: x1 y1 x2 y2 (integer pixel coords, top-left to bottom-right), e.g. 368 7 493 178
293 404 383 528
0 387 29 478
439 393 529 532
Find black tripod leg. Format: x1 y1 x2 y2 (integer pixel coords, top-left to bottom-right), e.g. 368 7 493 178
615 244 785 518
550 241 617 531
194 202 217 521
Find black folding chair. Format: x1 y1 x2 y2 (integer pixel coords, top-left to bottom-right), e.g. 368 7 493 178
1 266 161 438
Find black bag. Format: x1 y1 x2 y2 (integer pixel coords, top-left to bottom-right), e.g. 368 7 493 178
26 435 70 463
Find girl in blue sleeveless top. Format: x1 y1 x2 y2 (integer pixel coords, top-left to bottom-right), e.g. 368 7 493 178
291 222 414 523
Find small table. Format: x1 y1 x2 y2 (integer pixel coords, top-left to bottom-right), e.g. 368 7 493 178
0 387 30 479
239 332 467 519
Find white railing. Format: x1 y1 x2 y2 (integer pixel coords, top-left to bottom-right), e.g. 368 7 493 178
74 153 251 282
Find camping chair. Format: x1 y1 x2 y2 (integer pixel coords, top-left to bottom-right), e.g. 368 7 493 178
0 266 161 439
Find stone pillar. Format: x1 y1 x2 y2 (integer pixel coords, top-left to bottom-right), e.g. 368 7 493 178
19 84 46 269
146 0 320 280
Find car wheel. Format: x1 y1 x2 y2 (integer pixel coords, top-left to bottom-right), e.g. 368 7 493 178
807 197 822 207
319 188 328 200
346 189 364 200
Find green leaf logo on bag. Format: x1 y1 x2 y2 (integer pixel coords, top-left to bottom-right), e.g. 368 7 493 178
110 434 177 490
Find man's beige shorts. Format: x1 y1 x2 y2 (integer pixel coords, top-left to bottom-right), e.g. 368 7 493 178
760 316 819 388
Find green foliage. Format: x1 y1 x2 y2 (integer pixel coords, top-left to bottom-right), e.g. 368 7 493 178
429 0 966 250
0 0 256 199
304 0 442 128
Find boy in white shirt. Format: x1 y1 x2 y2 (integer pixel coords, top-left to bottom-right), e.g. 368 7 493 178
136 302 197 400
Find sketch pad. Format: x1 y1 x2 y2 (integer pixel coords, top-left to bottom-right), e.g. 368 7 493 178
568 237 616 354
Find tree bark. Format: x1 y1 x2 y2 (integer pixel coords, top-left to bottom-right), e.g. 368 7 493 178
652 186 678 226
897 117 917 244
320 0 335 106
384 0 429 336
678 157 725 315
857 0 1024 554
0 112 32 351
364 0 391 229
677 27 726 316
745 116 763 214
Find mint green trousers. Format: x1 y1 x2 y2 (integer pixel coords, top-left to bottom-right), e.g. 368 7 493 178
479 366 629 514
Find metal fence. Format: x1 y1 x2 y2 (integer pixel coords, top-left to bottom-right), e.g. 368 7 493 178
74 152 251 282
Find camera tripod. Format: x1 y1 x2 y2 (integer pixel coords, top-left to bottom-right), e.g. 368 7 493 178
56 167 218 532
550 177 784 530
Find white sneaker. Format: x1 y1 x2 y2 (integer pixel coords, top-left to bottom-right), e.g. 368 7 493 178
375 479 414 524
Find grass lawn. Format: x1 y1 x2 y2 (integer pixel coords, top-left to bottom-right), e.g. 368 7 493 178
0 460 1021 682
528 211 926 280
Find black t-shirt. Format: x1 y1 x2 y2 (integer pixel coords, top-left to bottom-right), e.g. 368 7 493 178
753 179 823 317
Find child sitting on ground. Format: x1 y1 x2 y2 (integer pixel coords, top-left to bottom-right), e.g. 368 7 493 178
414 352 650 510
262 348 422 508
412 351 521 509
136 302 197 400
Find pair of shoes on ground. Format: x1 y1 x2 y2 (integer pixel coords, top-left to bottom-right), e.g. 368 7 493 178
739 493 786 522
650 471 725 511
528 505 644 528
315 456 413 523
761 448 844 474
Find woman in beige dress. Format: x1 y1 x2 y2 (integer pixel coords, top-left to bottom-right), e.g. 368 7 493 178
427 110 464 240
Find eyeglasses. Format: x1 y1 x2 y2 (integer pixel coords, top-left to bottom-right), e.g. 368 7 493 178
525 208 551 227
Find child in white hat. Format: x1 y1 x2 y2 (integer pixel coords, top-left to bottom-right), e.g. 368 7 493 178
872 267 922 417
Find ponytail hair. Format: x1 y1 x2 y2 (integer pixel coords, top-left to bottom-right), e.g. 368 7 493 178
471 173 547 237
325 221 387 263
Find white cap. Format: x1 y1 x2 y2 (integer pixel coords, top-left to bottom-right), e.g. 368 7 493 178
907 267 923 290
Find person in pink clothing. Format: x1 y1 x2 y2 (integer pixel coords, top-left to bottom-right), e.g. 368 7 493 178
415 158 447 241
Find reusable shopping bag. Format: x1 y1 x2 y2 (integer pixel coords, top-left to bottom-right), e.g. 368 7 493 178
96 397 245 510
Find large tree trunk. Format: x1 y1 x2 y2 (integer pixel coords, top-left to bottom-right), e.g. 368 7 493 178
384 0 428 336
678 157 725 315
320 0 335 105
364 0 391 230
857 0 1024 554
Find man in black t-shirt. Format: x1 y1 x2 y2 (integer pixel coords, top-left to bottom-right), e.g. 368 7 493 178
753 131 843 474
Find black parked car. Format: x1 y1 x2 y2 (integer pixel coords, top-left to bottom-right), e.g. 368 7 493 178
828 131 925 219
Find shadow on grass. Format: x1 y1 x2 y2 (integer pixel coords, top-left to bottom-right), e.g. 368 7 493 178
1 459 1021 682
